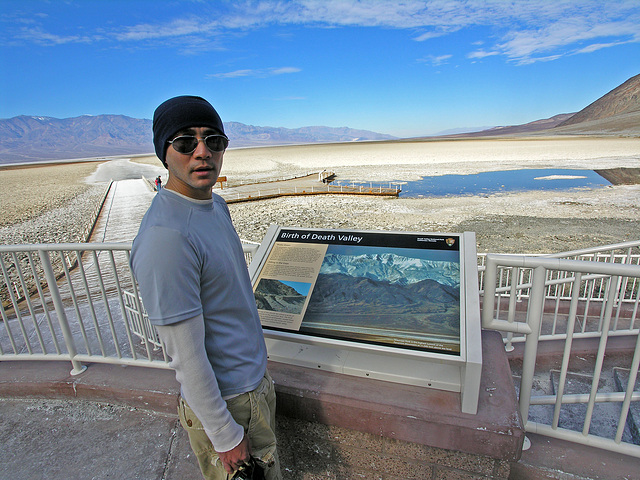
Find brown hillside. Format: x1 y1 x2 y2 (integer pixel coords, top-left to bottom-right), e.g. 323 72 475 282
551 110 640 136
456 113 574 137
558 74 640 127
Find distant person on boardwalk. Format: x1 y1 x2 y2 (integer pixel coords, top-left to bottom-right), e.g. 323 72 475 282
155 175 162 191
130 95 281 480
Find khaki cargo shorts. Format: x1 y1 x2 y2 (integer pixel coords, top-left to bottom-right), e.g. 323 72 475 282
178 371 281 480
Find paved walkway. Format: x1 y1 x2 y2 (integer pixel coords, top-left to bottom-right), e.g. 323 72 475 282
0 361 203 480
2 359 640 480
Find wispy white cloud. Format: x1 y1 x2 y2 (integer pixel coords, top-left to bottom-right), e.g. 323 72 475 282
413 31 444 42
467 50 499 60
473 4 640 64
209 67 301 79
517 54 563 66
4 1 640 65
210 69 255 79
418 54 453 66
114 17 217 42
271 67 302 75
575 40 630 54
16 27 95 45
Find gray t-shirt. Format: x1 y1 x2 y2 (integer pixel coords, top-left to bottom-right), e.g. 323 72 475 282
130 188 267 449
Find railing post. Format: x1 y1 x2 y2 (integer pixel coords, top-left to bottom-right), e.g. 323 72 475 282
505 267 520 352
38 249 87 376
518 265 547 427
481 256 498 326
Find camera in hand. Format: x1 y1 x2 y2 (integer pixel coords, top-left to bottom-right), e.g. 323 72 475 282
232 457 265 480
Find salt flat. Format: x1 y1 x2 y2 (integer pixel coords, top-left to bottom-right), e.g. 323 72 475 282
130 136 640 182
1 136 639 254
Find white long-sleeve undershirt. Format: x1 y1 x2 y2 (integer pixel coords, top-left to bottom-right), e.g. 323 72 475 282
155 314 244 453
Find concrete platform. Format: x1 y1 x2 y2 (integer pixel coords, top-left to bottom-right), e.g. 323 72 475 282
0 362 202 480
272 330 524 462
3 331 639 479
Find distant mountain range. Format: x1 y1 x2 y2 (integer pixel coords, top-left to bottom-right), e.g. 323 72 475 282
558 74 640 128
0 115 153 164
0 115 395 164
320 252 460 287
224 122 396 147
1 73 638 165
303 272 460 341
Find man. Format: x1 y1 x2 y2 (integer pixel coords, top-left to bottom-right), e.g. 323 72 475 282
131 95 280 479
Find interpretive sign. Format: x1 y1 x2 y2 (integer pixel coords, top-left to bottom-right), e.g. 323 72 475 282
253 228 462 355
249 225 482 414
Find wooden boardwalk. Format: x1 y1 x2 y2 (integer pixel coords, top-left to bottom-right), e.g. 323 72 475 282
216 173 400 203
0 180 159 359
28 179 158 314
89 178 155 244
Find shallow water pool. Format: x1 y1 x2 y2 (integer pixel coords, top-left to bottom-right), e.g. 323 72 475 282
396 169 611 198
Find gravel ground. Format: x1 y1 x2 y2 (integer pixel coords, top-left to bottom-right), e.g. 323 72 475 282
1 137 639 254
0 168 108 305
222 137 640 254
227 186 640 254
0 185 107 246
0 162 105 228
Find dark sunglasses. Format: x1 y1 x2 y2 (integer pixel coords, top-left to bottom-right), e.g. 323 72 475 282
168 134 229 154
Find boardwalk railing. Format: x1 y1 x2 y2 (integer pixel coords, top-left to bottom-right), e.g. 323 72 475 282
221 182 401 203
0 241 259 374
2 239 639 457
478 240 640 349
481 243 640 458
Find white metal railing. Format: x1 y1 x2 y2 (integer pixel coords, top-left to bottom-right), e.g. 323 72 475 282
3 238 639 457
220 171 320 187
0 241 259 374
478 240 640 348
481 250 640 458
221 182 400 203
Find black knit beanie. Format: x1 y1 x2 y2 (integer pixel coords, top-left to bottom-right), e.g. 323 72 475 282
152 95 226 167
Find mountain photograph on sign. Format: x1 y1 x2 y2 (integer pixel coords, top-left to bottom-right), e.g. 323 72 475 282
300 245 462 354
254 278 311 315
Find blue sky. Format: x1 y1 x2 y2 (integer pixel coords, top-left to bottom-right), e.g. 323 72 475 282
1 1 639 137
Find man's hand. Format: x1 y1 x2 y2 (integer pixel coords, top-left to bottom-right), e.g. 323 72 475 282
218 434 251 475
